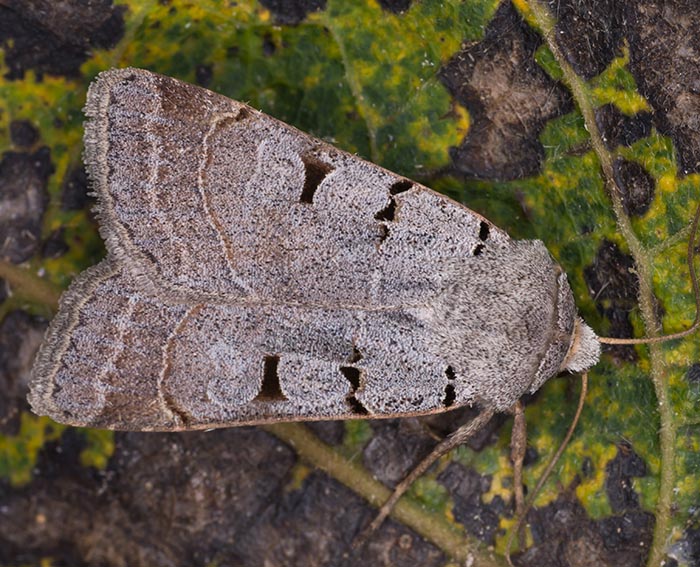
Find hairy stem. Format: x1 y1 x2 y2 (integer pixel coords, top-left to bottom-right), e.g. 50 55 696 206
524 2 675 565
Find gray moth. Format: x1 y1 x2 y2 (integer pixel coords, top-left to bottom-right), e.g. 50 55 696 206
28 67 601 431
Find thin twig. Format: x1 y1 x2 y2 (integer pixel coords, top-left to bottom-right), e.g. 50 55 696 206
504 372 588 566
0 260 62 311
262 421 506 567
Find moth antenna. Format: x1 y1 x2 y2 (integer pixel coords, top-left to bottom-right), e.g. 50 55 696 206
352 407 496 549
504 372 588 566
598 200 700 346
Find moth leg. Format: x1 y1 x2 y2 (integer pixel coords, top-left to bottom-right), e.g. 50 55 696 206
353 407 496 548
510 400 527 549
505 373 589 566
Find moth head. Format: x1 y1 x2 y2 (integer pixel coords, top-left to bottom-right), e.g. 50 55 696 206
561 317 601 373
526 267 600 397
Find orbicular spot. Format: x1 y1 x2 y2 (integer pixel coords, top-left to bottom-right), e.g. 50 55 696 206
340 366 368 415
300 153 334 204
254 355 287 401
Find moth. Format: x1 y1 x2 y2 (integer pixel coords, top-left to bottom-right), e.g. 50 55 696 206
28 67 601 431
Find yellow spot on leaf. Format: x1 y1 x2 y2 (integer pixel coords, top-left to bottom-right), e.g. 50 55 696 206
483 454 513 504
0 413 63 486
453 102 470 139
79 429 114 470
658 174 677 194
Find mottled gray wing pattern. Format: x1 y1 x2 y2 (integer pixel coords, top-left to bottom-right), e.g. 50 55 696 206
29 68 597 431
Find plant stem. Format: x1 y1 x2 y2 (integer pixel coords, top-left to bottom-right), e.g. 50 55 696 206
263 422 507 567
0 260 61 312
524 2 675 565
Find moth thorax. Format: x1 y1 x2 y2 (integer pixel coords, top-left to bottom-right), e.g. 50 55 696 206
561 317 601 373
